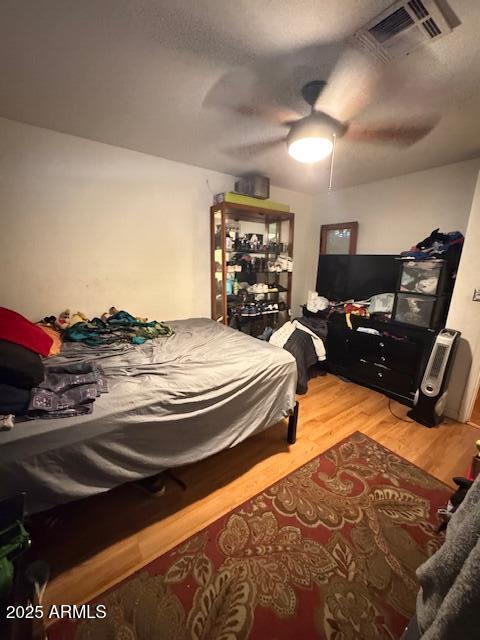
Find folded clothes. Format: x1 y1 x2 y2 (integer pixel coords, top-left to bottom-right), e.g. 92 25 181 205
64 310 175 347
27 361 108 419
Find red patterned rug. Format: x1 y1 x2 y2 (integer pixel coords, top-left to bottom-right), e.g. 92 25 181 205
49 432 450 640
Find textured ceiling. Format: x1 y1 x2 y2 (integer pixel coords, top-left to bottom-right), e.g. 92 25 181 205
1 0 479 192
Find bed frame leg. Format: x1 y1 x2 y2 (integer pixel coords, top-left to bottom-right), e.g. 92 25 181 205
287 401 299 445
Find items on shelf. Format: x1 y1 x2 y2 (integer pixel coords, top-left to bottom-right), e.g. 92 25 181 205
226 254 293 274
399 228 464 261
399 260 443 294
234 174 270 199
213 191 290 212
392 259 449 329
211 201 294 332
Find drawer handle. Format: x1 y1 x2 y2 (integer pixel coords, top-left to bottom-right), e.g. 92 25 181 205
377 372 383 378
380 356 386 362
379 342 385 348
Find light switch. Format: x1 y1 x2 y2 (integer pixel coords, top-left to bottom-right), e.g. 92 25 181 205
473 289 480 302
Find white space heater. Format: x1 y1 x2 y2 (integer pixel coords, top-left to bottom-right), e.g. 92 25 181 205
408 328 460 427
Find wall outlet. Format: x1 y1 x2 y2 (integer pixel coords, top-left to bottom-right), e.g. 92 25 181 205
473 289 480 302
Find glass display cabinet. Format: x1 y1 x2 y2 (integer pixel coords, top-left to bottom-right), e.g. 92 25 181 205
210 202 295 334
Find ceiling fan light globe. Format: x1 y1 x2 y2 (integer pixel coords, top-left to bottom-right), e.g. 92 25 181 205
288 136 333 163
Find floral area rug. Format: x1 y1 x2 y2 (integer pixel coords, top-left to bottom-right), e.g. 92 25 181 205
49 432 450 640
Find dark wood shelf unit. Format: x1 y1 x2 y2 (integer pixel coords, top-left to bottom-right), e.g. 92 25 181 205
210 202 294 327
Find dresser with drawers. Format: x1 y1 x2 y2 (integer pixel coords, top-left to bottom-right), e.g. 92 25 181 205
323 315 436 406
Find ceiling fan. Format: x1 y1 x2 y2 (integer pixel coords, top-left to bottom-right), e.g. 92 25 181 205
219 47 439 164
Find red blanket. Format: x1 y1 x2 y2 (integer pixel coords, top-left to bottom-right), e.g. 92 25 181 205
0 307 53 356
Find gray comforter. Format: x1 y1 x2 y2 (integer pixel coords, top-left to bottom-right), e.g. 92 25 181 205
0 319 296 514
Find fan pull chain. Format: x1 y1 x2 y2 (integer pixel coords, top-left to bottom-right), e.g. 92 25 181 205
328 133 337 192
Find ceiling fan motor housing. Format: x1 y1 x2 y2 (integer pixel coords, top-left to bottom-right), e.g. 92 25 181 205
287 112 347 147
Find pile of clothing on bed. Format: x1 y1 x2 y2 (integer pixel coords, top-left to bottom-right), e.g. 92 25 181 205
0 306 174 430
43 306 175 346
0 307 108 430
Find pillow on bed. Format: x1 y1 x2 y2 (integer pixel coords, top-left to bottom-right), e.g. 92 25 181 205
0 307 53 356
37 324 62 356
0 339 44 389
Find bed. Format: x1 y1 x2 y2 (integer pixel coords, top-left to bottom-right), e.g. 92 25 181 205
0 318 297 514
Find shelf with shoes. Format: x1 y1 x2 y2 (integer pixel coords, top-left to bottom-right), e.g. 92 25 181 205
210 201 294 333
225 249 290 256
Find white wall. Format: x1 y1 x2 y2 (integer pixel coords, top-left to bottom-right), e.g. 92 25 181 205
314 159 480 254
446 170 480 420
0 117 315 322
268 186 318 316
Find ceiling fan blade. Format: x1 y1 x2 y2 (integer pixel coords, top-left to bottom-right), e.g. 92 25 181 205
315 46 383 123
345 117 440 146
222 137 285 157
204 66 302 125
233 104 302 125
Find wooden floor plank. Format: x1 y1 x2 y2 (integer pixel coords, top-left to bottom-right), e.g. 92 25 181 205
31 374 479 611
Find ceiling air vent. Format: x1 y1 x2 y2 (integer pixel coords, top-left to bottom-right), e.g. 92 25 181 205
353 0 452 62
409 0 429 19
369 7 414 43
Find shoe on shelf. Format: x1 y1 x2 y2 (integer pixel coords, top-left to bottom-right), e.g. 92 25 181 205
250 283 269 294
257 326 274 341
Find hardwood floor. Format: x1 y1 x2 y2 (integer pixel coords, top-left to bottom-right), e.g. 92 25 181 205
31 374 479 613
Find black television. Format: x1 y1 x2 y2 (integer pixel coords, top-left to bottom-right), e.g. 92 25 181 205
315 254 400 302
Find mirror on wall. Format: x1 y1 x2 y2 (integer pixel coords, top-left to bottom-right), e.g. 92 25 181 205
320 221 358 255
